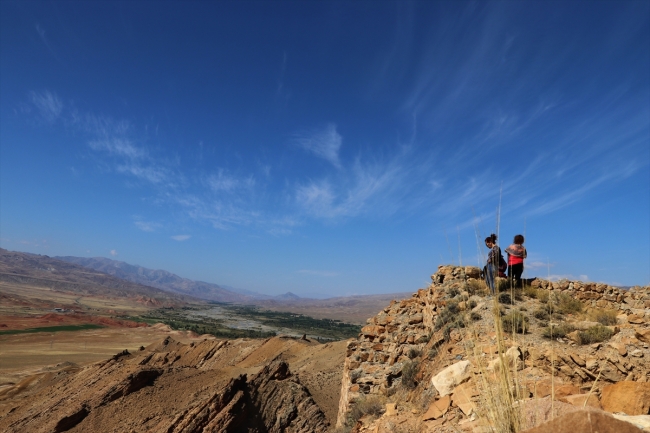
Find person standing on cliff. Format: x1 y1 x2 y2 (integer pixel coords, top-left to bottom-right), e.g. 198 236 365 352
505 234 527 288
484 233 503 295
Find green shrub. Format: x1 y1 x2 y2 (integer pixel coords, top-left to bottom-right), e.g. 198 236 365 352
541 322 575 339
401 360 420 389
447 287 461 298
577 325 614 344
502 311 529 334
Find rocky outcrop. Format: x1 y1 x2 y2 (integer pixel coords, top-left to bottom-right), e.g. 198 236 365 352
2 338 330 433
336 264 650 429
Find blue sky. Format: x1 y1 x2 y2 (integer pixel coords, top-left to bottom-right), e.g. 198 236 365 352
1 1 648 297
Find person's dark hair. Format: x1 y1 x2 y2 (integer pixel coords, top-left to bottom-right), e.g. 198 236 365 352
514 234 524 244
485 233 497 244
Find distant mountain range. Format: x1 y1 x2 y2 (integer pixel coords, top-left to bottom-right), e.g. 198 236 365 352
55 255 269 304
0 248 187 305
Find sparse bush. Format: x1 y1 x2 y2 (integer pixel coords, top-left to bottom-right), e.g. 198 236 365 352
541 322 575 339
533 309 550 321
468 299 477 310
435 301 465 342
347 395 385 426
519 306 527 312
427 347 439 359
401 360 420 389
588 309 618 326
442 321 465 342
407 347 422 359
553 292 583 315
501 311 529 334
496 278 510 293
524 285 539 298
447 287 461 298
538 290 549 304
577 325 613 344
470 311 481 321
467 279 487 295
498 292 512 305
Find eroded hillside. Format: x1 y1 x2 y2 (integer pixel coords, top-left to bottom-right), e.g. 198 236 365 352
0 335 346 432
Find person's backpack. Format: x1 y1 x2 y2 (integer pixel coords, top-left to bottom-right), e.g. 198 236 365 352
498 250 507 277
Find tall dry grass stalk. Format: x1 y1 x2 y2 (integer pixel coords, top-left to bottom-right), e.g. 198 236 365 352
462 192 527 432
464 297 525 433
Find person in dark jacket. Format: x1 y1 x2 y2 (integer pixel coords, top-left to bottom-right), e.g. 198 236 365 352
484 233 503 294
505 234 527 288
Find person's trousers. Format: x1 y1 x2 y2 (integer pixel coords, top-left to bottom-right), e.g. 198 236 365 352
508 263 524 287
485 263 496 294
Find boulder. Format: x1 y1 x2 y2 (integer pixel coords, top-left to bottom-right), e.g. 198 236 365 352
561 393 602 410
431 360 472 397
522 410 643 433
635 328 650 343
611 414 650 431
601 381 650 415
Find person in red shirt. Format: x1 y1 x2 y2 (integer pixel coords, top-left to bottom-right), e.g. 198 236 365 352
505 234 527 288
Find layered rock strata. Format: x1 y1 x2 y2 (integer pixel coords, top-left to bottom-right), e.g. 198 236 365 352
2 337 329 433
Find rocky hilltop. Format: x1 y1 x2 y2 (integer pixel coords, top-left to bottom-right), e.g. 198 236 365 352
337 265 650 432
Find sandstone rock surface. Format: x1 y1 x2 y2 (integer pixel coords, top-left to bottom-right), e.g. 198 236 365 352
601 381 650 415
522 410 643 433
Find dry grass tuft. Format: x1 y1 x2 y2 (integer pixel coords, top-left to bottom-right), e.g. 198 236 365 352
586 308 618 326
346 394 386 427
502 311 529 334
401 359 420 389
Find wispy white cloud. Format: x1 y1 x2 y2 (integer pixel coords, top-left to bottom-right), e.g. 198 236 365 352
29 91 63 123
134 219 162 232
206 169 255 193
35 23 60 61
171 235 191 241
547 274 589 282
294 124 342 168
110 249 118 256
89 138 145 159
